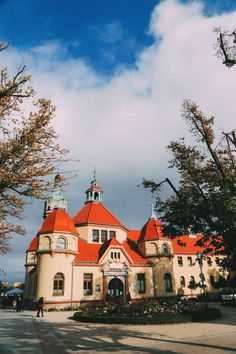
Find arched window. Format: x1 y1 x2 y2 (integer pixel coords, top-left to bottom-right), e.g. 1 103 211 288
56 237 67 249
162 243 169 255
94 192 99 200
53 273 64 295
188 276 197 291
148 242 158 254
42 236 51 249
180 276 185 287
164 273 173 293
31 253 36 263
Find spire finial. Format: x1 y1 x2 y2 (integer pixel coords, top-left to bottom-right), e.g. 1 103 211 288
93 167 96 181
150 204 157 219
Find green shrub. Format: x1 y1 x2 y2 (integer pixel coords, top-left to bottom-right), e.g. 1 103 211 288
47 307 58 312
190 307 221 321
74 312 191 324
73 300 221 325
63 305 80 311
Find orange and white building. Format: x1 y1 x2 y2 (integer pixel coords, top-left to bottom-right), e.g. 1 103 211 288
24 175 227 308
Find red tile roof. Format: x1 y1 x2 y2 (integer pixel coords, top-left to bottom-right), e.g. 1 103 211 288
127 230 140 241
75 239 102 262
27 235 38 252
138 218 164 242
73 202 127 229
87 185 102 191
172 235 205 254
98 238 123 260
38 209 78 235
74 237 150 264
122 239 151 264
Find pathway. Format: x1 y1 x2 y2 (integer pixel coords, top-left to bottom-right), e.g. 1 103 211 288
0 304 236 353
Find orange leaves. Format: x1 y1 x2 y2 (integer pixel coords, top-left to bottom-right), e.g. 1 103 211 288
0 46 69 253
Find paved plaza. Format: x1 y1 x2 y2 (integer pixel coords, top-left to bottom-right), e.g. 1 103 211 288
0 304 236 354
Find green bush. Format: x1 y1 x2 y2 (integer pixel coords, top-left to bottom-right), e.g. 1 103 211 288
63 305 80 311
190 307 221 321
74 312 191 324
73 300 222 325
197 292 221 302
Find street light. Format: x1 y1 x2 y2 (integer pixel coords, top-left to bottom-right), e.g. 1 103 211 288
196 252 208 310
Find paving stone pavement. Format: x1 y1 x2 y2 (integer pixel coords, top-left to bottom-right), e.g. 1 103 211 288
0 304 236 354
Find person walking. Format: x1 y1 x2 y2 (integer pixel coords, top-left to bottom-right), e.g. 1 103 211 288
36 297 44 317
12 298 17 311
16 296 22 312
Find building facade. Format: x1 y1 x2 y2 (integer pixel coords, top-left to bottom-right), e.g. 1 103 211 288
24 175 227 308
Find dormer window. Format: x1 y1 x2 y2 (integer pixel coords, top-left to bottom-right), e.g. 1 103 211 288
111 251 120 260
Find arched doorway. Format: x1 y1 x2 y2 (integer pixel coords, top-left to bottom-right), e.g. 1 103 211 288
108 278 124 300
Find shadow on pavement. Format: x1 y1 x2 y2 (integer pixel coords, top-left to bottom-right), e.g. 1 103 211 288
42 319 236 353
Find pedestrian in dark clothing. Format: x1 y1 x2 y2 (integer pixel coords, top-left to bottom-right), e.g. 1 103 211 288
36 297 44 317
16 296 22 312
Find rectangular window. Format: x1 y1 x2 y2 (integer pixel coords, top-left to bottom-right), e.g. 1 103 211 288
178 256 183 266
92 229 99 243
187 257 193 266
137 273 146 294
101 230 108 243
109 231 116 239
215 257 220 265
53 277 64 295
111 252 114 259
83 274 93 295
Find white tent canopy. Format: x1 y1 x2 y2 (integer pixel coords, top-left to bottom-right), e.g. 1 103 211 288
5 288 24 296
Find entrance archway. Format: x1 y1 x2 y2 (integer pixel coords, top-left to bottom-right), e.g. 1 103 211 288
108 278 124 300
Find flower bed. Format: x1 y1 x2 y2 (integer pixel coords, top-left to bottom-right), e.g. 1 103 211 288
73 300 220 325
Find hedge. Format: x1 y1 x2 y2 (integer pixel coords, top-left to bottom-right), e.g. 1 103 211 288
190 307 222 322
73 308 222 324
73 312 191 324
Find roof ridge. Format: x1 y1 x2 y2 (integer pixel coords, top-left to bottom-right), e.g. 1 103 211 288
87 202 93 221
99 203 127 229
64 210 78 234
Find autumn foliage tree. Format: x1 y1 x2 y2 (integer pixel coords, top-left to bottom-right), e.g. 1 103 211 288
143 100 236 269
0 43 68 254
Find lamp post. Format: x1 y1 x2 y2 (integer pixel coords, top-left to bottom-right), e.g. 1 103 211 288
196 252 208 310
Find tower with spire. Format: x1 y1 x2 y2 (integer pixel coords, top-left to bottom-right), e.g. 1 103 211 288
43 174 67 219
138 204 173 257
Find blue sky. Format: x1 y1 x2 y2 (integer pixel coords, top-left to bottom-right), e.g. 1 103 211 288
1 0 236 74
1 0 236 283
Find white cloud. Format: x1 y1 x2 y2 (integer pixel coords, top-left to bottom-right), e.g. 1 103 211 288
1 0 236 281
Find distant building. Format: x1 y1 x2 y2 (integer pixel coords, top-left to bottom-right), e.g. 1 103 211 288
13 282 24 288
24 175 227 309
1 282 9 287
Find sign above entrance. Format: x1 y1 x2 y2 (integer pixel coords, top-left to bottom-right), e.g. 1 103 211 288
101 260 130 275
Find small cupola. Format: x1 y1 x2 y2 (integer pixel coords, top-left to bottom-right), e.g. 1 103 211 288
85 172 103 203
